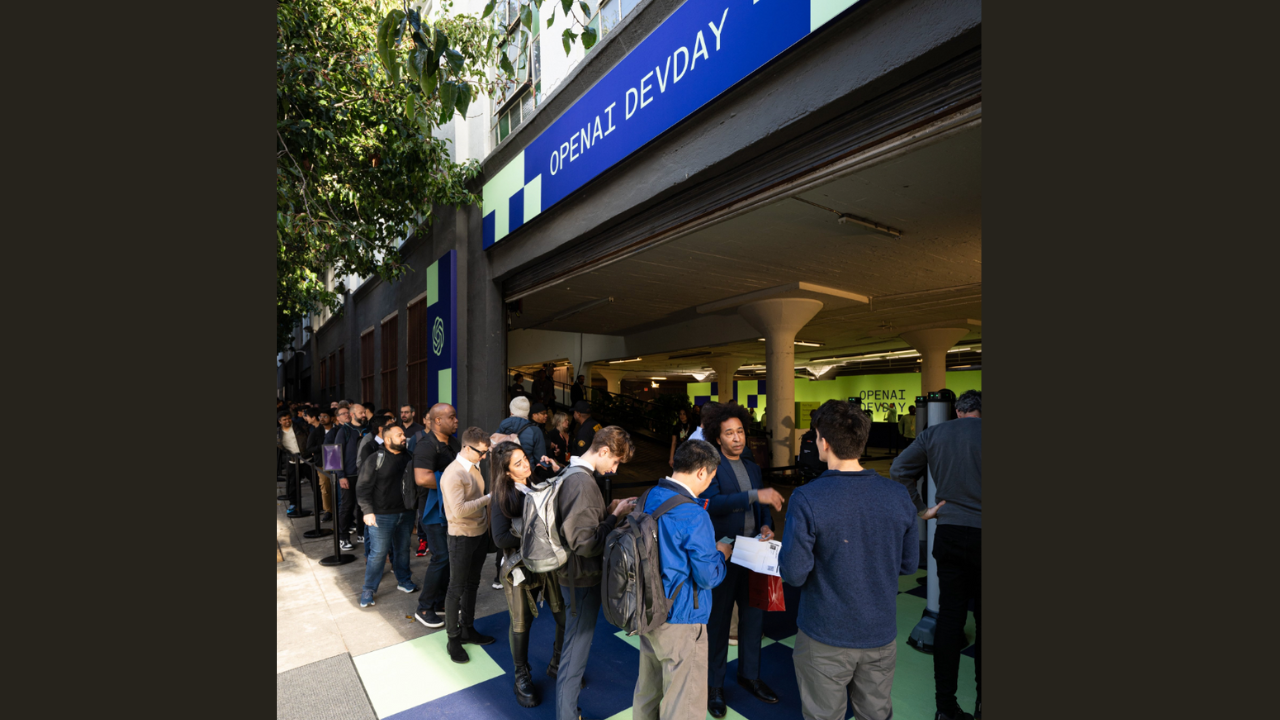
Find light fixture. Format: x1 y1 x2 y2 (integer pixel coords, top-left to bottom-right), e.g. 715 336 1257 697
690 372 710 381
608 357 642 364
650 377 667 380
805 364 837 377
758 338 825 347
650 381 659 388
739 364 766 370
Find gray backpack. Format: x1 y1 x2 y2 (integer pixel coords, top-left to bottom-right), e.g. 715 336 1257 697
519 466 590 574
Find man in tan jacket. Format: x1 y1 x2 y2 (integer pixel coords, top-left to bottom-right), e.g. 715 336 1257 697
441 426 497 664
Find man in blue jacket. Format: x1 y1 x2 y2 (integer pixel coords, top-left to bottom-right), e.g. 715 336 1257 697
633 439 733 720
779 400 919 720
698 403 786 717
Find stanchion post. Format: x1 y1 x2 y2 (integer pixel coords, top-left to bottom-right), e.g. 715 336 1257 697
289 454 313 518
319 467 354 566
302 460 331 538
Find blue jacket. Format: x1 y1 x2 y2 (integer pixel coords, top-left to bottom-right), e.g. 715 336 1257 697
497 416 548 466
779 469 919 649
335 423 360 480
643 479 726 625
699 453 773 542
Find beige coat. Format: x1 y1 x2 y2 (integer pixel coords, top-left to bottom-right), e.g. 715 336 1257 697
440 458 491 537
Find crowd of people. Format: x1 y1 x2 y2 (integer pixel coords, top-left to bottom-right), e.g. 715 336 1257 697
276 386 981 720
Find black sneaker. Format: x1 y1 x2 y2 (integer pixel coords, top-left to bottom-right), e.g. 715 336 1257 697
415 609 445 628
340 538 354 551
319 512 333 522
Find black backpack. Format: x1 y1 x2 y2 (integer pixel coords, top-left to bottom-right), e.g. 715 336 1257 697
601 486 698 636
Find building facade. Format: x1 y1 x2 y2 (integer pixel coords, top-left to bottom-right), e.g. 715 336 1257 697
291 0 983 461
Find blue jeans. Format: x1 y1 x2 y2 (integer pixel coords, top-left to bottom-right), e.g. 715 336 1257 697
556 583 602 720
361 512 415 594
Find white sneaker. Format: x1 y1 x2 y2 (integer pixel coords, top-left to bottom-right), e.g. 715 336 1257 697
491 580 502 590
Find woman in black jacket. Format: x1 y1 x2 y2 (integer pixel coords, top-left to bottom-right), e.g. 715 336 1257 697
490 442 567 708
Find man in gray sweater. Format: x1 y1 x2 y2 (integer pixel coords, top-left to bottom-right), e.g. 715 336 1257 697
889 390 982 720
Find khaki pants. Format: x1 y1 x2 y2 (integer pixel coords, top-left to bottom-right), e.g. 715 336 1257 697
633 623 707 720
793 629 896 720
316 470 333 513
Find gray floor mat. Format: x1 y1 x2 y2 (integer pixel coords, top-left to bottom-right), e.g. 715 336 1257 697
277 653 377 720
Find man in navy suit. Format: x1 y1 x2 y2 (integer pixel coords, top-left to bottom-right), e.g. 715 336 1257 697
698 403 786 718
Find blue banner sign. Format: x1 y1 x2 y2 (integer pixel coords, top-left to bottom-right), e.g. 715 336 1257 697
426 249 457 408
482 0 864 249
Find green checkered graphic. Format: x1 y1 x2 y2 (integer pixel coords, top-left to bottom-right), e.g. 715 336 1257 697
352 569 975 720
352 631 504 718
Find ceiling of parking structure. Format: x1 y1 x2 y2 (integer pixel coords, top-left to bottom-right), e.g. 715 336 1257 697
510 123 981 357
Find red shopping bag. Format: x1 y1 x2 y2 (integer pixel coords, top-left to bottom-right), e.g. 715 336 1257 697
748 571 785 612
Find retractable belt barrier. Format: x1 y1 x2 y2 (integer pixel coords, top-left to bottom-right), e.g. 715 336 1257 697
283 452 313 519
300 457 333 539
318 443 355 567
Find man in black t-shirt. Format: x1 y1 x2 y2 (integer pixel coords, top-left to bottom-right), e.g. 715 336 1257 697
355 424 416 608
411 403 461 628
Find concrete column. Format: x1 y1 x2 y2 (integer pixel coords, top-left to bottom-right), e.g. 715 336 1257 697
597 368 628 396
900 327 969 396
708 356 744 403
737 298 823 468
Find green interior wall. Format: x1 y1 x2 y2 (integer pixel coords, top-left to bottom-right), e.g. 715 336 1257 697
686 371 982 423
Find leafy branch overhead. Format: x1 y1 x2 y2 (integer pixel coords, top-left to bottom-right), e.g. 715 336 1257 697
278 0 597 352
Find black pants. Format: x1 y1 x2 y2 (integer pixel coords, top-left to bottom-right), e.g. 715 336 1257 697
444 533 490 639
933 524 981 715
707 562 764 686
338 476 364 538
416 521 451 613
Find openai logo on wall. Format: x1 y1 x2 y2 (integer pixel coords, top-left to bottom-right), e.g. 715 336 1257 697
432 317 445 356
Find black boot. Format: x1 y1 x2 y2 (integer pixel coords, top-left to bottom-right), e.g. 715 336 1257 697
547 608 565 678
510 630 539 707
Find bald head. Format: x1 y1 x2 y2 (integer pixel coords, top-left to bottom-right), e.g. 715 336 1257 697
428 403 458 438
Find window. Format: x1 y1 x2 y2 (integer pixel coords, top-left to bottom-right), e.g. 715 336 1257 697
360 331 375 405
491 2 542 147
381 315 399 411
585 0 640 44
328 351 337 396
319 357 328 402
407 299 430 415
336 346 345 400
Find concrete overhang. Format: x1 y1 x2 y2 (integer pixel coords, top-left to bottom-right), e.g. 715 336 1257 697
695 283 870 315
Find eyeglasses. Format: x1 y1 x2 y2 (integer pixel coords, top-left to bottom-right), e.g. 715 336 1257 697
467 446 489 458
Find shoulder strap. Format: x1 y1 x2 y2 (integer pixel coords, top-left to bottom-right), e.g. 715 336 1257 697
650 492 694 521
375 450 385 470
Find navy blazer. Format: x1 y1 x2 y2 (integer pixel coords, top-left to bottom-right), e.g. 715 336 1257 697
698 453 773 541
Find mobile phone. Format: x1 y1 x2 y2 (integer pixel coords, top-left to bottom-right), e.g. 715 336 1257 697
718 536 735 545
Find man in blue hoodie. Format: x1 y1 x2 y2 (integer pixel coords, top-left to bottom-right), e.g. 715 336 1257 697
780 399 919 720
633 439 733 720
497 396 548 473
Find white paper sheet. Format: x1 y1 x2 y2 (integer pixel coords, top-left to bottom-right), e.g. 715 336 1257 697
729 535 782 576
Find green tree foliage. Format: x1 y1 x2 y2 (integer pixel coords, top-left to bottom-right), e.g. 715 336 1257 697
278 0 597 351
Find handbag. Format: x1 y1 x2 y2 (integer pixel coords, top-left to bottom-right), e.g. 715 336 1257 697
748 571 786 612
